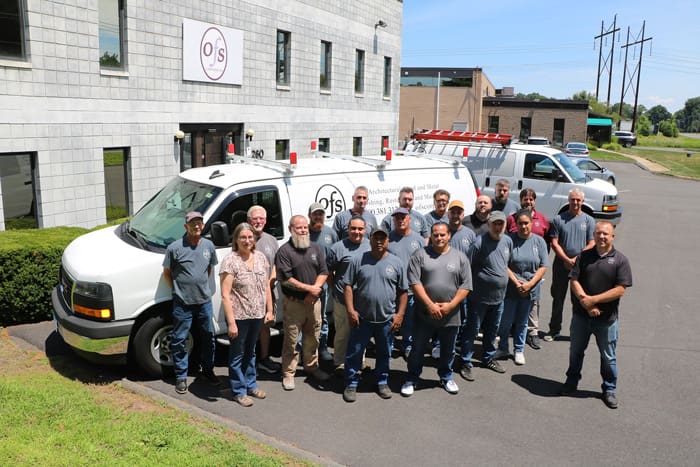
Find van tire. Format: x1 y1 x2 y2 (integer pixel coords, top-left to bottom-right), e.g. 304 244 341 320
132 314 193 378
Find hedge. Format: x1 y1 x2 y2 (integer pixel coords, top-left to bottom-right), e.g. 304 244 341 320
0 222 124 327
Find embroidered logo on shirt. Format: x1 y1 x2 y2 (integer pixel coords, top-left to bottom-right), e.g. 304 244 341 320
385 266 396 277
446 262 457 272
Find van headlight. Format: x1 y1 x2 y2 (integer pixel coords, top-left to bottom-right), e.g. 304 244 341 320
602 194 618 212
72 281 114 321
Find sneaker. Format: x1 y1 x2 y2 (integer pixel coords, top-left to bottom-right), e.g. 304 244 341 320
377 384 392 399
200 369 221 386
400 382 415 397
602 391 618 409
484 359 506 373
559 383 577 396
343 386 357 403
431 345 441 359
493 349 510 360
514 351 526 365
233 394 254 407
527 334 541 350
247 388 267 399
257 356 281 374
459 365 475 382
543 331 560 342
282 376 295 391
443 379 459 394
175 378 188 394
319 348 334 362
309 368 330 382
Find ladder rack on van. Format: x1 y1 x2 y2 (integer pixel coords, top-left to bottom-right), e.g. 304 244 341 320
413 129 513 147
315 151 387 169
400 150 462 166
226 153 295 175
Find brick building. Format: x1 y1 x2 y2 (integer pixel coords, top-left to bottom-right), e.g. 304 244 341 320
0 0 403 230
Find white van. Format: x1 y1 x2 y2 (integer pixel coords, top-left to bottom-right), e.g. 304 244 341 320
403 130 622 223
53 151 478 376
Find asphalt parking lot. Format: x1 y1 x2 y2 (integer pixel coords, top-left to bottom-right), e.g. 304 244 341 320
9 160 700 466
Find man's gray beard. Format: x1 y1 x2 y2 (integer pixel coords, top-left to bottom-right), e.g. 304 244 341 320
291 233 311 249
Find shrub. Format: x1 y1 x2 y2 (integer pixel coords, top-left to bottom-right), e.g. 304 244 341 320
602 142 623 151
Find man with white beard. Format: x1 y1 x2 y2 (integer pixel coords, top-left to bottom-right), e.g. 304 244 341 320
275 215 330 390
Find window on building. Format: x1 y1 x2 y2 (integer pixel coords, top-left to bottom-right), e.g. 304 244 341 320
275 139 289 160
0 152 36 229
318 138 330 153
553 119 565 146
488 116 500 133
103 148 130 221
0 1 26 59
320 40 332 90
381 136 389 154
276 30 290 85
383 57 392 97
98 0 126 69
355 49 365 94
353 137 362 157
519 117 532 141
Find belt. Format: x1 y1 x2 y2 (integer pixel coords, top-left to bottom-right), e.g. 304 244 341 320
284 294 306 302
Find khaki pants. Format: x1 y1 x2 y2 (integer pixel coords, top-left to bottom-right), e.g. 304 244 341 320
333 298 365 368
281 297 321 377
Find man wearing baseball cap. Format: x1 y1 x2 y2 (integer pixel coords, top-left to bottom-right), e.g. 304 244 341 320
308 202 338 361
162 211 220 394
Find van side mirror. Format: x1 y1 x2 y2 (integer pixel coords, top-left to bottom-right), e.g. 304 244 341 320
211 221 230 247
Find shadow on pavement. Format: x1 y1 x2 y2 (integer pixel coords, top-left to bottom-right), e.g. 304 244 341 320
511 373 600 399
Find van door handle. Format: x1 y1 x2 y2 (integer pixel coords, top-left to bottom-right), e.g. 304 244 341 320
485 177 490 187
518 180 522 190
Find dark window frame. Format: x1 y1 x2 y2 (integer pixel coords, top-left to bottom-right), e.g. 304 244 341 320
276 30 291 86
98 0 127 70
320 40 332 90
355 49 365 94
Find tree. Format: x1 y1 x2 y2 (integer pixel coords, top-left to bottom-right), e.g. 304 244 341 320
646 105 672 126
658 120 679 137
610 102 634 119
515 92 551 100
99 51 121 67
570 90 609 118
636 114 652 136
674 97 700 132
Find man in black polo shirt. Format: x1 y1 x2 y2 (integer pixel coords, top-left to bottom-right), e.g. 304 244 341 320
275 215 330 390
559 221 632 409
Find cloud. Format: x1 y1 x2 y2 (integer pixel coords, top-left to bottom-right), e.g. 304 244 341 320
646 95 676 105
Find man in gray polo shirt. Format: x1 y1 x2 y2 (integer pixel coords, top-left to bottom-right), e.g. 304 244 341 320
401 222 471 397
162 211 219 394
342 226 407 402
546 189 595 341
333 186 377 239
381 186 429 239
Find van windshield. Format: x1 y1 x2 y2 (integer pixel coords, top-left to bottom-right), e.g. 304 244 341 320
554 153 586 183
128 177 222 248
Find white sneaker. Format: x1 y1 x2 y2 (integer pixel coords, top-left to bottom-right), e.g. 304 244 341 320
400 382 415 397
431 345 441 359
493 349 509 360
443 379 459 394
514 351 526 365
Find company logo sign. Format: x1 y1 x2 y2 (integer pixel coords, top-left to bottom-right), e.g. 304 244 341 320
183 19 243 85
315 184 346 220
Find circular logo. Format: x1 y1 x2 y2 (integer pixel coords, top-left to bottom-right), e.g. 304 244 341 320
200 27 228 81
315 184 346 220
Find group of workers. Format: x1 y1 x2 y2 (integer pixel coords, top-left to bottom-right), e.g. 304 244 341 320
161 179 632 410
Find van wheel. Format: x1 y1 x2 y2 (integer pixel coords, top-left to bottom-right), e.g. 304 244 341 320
132 315 193 378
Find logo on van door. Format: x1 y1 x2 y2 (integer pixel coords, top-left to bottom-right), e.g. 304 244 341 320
315 184 346 220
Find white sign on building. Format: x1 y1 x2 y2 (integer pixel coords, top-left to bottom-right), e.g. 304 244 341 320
182 18 243 85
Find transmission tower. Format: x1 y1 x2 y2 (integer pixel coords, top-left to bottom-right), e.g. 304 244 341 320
618 21 653 131
594 15 619 110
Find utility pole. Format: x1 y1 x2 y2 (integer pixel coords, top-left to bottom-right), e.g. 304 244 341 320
594 15 619 110
618 21 653 131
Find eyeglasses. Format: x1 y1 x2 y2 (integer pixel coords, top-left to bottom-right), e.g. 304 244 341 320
249 216 266 221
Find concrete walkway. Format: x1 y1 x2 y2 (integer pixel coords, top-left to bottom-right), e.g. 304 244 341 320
598 148 670 173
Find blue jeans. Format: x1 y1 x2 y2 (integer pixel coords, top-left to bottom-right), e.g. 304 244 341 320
565 313 618 393
407 320 459 384
498 297 533 354
318 284 330 350
171 299 216 380
228 318 264 397
460 301 504 367
399 295 415 351
345 318 393 387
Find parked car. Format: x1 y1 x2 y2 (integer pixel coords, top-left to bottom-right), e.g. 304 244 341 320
527 136 550 146
613 131 637 147
564 142 590 156
569 156 616 185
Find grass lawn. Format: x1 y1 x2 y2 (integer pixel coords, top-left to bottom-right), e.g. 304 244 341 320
639 134 700 150
0 329 310 466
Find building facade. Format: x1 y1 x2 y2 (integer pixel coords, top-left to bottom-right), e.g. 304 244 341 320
0 0 403 230
481 97 589 145
399 67 495 141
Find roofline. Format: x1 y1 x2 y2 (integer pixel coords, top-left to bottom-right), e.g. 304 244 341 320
482 97 589 110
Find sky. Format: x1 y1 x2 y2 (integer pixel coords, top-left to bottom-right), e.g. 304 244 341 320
401 0 700 113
